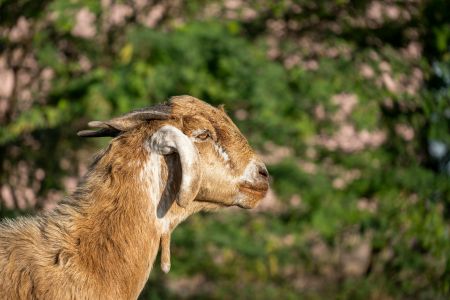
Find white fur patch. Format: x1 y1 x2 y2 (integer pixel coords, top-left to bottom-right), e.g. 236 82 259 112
161 262 171 273
141 147 172 237
240 158 257 183
159 217 170 232
140 152 162 209
213 143 230 163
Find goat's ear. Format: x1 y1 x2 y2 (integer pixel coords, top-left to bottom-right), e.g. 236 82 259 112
218 104 225 112
78 104 171 138
150 125 202 207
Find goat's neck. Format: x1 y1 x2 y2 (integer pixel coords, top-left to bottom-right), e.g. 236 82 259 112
66 143 168 298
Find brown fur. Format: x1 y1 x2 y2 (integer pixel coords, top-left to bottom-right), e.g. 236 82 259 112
0 96 268 299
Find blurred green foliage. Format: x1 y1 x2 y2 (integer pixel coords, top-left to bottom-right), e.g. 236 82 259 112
0 0 449 299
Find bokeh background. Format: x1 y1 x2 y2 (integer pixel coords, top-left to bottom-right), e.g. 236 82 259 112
1 0 450 299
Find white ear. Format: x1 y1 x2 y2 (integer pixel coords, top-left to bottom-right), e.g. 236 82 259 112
150 125 202 207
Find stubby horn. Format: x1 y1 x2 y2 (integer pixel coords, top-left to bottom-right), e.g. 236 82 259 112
150 125 202 208
77 104 172 138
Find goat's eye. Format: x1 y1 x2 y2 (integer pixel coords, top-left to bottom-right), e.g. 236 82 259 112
196 131 210 140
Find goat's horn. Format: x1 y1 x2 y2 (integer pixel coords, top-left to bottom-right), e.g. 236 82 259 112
119 104 172 123
97 109 171 132
78 104 172 138
77 128 119 138
87 121 108 128
150 125 202 208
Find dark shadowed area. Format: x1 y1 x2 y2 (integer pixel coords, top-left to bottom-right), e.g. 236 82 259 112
0 0 449 299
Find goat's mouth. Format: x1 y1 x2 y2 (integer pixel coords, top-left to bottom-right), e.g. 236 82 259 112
238 183 269 198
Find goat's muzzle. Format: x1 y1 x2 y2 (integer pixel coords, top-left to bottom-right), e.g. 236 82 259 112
236 161 270 208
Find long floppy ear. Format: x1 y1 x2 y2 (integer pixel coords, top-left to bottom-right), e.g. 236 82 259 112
77 104 171 138
150 125 202 208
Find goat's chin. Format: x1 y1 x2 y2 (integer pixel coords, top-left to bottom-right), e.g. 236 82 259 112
236 198 262 209
234 192 267 209
236 183 268 209
194 198 233 210
194 185 268 209
196 198 257 210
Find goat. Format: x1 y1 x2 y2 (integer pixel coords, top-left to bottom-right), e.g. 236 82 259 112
0 95 269 299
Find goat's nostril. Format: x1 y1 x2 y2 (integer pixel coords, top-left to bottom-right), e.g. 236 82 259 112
258 167 269 179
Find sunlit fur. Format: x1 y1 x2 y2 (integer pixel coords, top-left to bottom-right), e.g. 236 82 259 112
0 96 268 299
